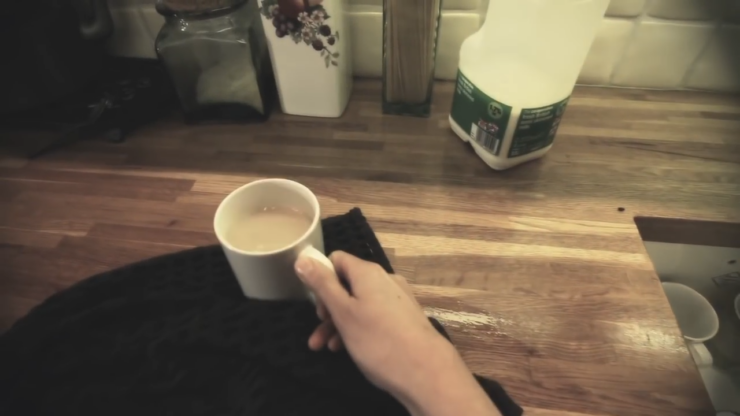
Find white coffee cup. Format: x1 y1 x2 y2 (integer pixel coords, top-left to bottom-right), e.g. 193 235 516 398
214 178 334 300
662 282 719 367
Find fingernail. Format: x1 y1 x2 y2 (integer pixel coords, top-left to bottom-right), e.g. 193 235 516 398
295 257 314 276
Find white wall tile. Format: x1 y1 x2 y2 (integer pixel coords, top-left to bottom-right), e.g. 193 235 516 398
605 0 646 18
343 10 480 79
435 12 480 79
105 0 740 91
612 21 714 88
578 19 634 85
107 8 157 58
685 25 740 91
348 11 382 77
648 0 722 21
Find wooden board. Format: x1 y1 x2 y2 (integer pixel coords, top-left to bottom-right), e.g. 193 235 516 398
2 80 737 415
415 284 712 416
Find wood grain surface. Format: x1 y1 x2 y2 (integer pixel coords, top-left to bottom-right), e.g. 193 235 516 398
2 80 739 415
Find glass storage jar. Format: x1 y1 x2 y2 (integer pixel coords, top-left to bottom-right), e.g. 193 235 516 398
382 0 442 118
155 0 276 122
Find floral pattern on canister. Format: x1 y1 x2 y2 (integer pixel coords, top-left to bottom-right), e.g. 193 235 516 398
260 0 340 68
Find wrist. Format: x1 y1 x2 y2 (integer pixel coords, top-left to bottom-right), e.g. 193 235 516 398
395 338 499 416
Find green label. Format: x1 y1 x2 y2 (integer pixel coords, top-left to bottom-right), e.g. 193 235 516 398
451 69 570 159
508 97 570 158
450 70 512 156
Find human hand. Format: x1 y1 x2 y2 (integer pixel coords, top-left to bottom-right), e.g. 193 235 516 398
300 254 425 354
294 251 501 416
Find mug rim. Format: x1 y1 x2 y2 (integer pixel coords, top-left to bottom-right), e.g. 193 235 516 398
661 282 720 342
213 178 321 257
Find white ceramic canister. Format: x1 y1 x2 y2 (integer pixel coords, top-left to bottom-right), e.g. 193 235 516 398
257 0 352 118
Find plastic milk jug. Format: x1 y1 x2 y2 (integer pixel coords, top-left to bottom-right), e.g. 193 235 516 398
449 0 609 170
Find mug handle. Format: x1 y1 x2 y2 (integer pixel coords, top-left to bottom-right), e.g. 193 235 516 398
299 246 335 272
298 246 335 304
687 342 713 366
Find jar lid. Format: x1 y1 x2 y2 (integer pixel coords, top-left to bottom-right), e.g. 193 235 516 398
155 0 246 16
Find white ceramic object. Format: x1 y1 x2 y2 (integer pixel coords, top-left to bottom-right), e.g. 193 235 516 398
687 342 714 367
662 282 720 342
257 0 352 117
662 282 720 367
214 179 334 300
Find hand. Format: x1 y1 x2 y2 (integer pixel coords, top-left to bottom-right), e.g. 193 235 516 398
301 257 425 355
295 251 501 416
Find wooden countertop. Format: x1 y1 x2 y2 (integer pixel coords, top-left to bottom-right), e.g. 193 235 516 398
1 80 739 415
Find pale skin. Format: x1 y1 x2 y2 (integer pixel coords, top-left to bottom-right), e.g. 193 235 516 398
294 251 502 416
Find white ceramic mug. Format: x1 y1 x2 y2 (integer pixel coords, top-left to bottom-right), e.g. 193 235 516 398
662 282 720 367
214 179 334 300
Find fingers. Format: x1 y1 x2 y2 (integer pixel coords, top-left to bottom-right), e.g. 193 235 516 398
308 320 335 351
329 251 385 296
308 320 345 352
328 334 344 352
296 256 350 312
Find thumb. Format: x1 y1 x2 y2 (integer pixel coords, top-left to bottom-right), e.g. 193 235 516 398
295 256 350 312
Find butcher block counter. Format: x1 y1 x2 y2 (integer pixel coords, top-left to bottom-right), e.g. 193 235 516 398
1 80 739 416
